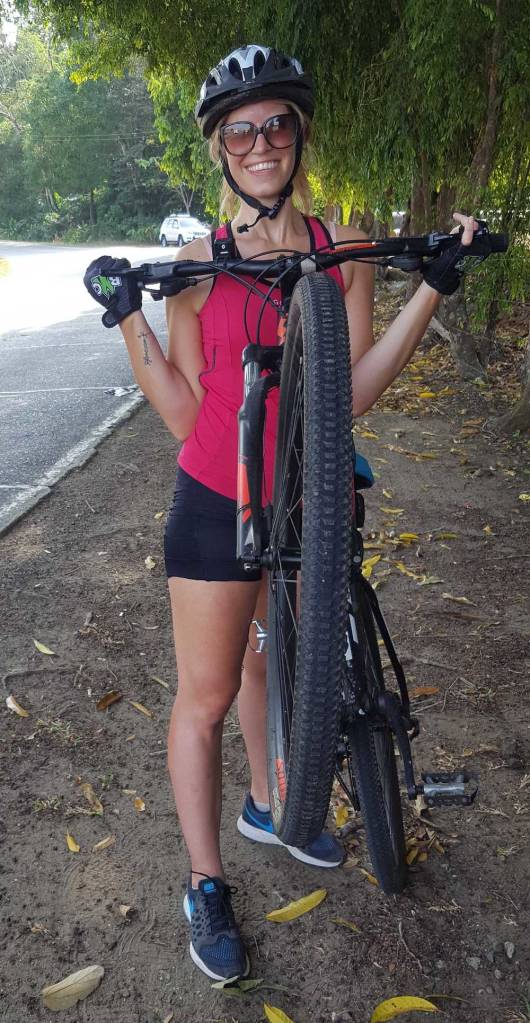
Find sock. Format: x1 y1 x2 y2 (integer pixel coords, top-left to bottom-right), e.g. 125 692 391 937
252 798 270 812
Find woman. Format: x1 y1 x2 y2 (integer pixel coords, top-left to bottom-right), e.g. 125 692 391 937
84 44 479 983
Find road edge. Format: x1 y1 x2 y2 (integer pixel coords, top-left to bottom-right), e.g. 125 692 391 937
0 391 145 537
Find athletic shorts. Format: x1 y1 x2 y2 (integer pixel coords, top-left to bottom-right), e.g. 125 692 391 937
164 468 262 582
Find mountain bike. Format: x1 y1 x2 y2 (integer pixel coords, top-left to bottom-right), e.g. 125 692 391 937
124 222 506 892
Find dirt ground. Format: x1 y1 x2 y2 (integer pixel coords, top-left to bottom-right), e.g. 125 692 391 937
1 285 529 1023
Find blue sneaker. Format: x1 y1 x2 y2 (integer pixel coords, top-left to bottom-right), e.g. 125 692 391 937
183 875 250 982
237 793 345 868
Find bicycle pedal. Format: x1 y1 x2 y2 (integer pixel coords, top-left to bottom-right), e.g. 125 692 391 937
420 771 478 808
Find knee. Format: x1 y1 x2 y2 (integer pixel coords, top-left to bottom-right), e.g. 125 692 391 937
171 675 240 730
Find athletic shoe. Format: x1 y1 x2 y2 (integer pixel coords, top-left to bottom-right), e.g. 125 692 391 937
236 793 345 868
182 875 250 982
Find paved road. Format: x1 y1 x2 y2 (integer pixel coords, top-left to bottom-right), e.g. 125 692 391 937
0 240 173 532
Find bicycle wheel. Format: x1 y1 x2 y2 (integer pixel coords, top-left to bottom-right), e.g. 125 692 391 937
346 579 407 893
266 272 353 847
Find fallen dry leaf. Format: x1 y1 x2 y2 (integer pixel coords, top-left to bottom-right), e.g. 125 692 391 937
331 917 361 933
409 686 440 699
129 701 153 718
92 835 115 852
359 868 378 886
335 804 349 828
442 593 475 605
144 555 156 570
264 1004 295 1023
66 832 80 853
33 639 56 656
134 797 146 812
380 507 404 515
6 694 30 717
370 996 440 1021
119 904 133 917
150 675 170 689
266 888 327 922
518 493 530 503
154 511 165 520
41 965 104 1011
362 554 382 579
96 690 123 711
77 782 103 815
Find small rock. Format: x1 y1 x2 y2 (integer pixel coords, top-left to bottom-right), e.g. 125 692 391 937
331 1013 354 1023
486 950 494 964
494 969 502 980
467 956 481 971
436 960 445 970
504 941 515 961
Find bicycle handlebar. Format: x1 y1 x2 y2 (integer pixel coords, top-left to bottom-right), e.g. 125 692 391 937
121 221 508 297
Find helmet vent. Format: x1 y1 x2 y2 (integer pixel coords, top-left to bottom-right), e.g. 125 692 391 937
253 49 266 75
228 57 243 81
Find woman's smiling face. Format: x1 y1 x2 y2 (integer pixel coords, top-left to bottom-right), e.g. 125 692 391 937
221 99 299 204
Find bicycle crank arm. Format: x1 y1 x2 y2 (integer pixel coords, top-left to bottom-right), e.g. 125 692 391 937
419 771 478 807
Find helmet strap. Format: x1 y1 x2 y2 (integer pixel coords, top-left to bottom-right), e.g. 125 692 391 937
221 133 304 234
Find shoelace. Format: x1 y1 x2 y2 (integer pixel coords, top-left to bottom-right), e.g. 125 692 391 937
191 872 238 935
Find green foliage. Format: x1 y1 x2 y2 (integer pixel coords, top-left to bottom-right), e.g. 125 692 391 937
0 24 198 239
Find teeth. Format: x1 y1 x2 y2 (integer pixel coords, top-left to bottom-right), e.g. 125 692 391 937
247 161 278 172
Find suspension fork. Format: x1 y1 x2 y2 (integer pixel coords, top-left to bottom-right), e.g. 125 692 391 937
236 343 282 568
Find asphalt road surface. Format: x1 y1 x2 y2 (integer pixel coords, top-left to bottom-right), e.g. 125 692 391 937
0 240 173 532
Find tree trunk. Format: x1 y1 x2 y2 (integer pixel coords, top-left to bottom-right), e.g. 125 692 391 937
493 326 530 433
478 298 500 367
436 183 457 232
469 0 503 199
44 187 59 213
359 206 374 234
89 188 97 225
430 291 487 379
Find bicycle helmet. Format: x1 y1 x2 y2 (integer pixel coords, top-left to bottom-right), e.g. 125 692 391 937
196 45 314 232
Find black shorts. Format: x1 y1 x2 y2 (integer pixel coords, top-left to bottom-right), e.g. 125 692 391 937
164 468 262 582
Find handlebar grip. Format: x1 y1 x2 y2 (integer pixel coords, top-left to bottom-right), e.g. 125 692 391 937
489 233 509 253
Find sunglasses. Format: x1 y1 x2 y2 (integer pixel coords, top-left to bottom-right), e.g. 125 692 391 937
220 112 301 157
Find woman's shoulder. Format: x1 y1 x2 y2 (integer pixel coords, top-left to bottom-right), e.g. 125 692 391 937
332 222 370 243
166 235 214 317
173 235 212 263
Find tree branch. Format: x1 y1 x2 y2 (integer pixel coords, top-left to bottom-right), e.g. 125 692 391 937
0 100 22 132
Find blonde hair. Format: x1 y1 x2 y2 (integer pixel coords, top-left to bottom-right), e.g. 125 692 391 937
208 102 313 220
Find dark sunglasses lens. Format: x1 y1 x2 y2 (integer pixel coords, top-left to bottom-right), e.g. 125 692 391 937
221 122 256 155
263 113 299 149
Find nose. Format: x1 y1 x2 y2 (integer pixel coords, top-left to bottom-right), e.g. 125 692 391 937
252 128 272 155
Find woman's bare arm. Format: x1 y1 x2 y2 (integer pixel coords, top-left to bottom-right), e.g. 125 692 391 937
118 309 201 441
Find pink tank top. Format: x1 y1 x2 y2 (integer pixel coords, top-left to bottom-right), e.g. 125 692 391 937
178 216 344 500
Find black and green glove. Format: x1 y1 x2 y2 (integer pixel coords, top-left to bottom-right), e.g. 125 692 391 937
83 256 142 327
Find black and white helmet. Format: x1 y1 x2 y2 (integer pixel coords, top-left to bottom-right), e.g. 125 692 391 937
195 44 314 138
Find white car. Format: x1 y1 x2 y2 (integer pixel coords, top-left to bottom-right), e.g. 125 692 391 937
159 214 210 247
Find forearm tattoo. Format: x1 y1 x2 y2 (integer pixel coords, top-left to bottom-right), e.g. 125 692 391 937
138 328 153 366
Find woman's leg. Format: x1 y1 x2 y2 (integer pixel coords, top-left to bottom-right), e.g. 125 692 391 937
237 574 269 804
166 575 261 883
